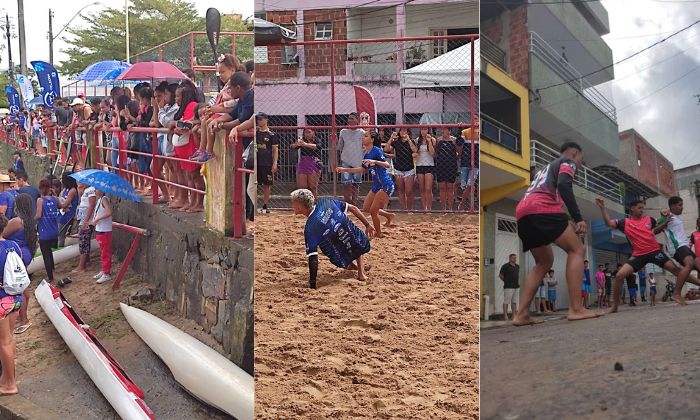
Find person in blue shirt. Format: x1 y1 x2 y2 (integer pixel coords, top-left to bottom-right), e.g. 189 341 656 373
291 189 374 289
12 152 24 173
336 130 396 238
0 176 19 220
1 193 37 335
35 178 60 283
15 171 40 216
0 213 24 395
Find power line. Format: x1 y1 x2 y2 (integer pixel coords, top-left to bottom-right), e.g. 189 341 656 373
536 18 700 92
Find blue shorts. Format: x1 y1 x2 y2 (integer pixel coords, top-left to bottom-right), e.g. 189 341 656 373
371 182 395 197
629 287 637 297
548 290 557 301
341 163 363 184
650 286 657 296
460 166 479 189
581 283 591 293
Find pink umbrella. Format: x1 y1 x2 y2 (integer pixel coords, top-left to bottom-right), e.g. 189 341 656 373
116 61 188 81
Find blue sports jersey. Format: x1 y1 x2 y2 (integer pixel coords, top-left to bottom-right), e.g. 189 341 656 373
0 190 18 219
304 199 370 269
363 146 394 193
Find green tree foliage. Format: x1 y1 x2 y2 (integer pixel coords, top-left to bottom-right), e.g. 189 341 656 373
59 0 203 75
0 72 9 108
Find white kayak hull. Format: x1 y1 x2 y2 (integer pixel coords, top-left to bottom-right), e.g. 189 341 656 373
120 303 254 420
35 281 154 420
27 239 98 274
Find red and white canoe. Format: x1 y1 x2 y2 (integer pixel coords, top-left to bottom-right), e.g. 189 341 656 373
35 280 154 420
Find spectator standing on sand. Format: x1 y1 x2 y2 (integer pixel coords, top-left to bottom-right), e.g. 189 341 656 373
499 254 519 321
435 128 459 210
535 274 547 314
35 179 59 284
255 113 278 214
385 128 417 210
337 113 365 206
627 272 638 306
90 189 113 284
15 171 39 215
291 128 322 198
57 173 79 247
0 214 24 395
290 189 374 289
12 152 24 173
596 264 606 308
415 127 436 211
604 263 612 305
2 194 38 335
546 269 558 311
71 183 97 274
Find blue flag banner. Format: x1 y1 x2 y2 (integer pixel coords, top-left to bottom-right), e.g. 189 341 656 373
30 60 60 109
4 86 21 116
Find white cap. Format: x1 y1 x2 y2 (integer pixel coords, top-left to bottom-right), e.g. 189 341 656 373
70 98 84 106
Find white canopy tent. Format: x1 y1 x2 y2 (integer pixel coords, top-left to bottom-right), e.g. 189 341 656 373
400 40 480 89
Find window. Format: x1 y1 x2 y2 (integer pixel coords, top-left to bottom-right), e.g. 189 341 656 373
315 22 333 40
431 30 447 58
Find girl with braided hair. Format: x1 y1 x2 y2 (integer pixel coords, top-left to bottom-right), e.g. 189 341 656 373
2 193 38 334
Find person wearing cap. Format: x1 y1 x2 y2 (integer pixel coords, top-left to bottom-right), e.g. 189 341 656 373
70 98 92 168
255 113 278 214
0 174 19 219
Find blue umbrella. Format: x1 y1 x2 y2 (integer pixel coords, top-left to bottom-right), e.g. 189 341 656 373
70 169 142 203
76 60 131 82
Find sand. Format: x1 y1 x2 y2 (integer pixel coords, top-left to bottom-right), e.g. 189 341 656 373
254 212 479 419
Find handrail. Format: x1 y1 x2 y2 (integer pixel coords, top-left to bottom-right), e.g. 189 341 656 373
531 139 623 204
528 31 617 122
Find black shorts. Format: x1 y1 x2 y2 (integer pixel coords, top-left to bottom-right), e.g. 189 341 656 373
673 245 696 265
627 251 670 272
436 171 457 183
416 166 434 175
257 166 274 186
517 213 569 252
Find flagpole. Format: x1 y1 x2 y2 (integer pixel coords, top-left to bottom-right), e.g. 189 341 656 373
125 0 130 63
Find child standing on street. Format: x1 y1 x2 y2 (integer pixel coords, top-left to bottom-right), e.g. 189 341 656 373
649 272 657 306
595 264 606 308
90 189 113 284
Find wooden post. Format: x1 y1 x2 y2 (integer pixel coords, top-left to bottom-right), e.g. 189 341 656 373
207 130 234 235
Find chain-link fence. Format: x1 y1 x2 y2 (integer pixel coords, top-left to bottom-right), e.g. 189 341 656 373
132 31 254 96
255 35 479 212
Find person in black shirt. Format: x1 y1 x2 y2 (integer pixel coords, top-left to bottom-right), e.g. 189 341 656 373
499 254 520 321
457 127 479 211
604 263 613 306
385 128 418 210
256 114 279 213
137 87 155 194
435 127 459 210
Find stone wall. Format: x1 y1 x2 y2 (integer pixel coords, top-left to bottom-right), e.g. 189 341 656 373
0 142 254 375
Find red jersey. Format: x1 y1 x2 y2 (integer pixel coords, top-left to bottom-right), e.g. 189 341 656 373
691 231 700 253
516 157 577 220
613 216 660 256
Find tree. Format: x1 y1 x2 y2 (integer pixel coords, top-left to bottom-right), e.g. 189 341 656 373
0 72 9 108
59 0 203 75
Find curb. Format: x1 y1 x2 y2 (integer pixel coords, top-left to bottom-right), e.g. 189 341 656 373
0 394 59 420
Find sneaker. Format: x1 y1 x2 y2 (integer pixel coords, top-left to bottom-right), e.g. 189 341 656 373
92 271 104 279
188 150 203 160
263 204 270 214
197 151 215 163
96 274 112 284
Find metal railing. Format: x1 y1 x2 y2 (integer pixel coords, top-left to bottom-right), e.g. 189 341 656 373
481 113 520 153
528 31 617 122
481 34 507 70
531 139 623 204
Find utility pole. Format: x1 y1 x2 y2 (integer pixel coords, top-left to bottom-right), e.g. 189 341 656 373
5 13 15 84
48 9 54 65
17 0 27 76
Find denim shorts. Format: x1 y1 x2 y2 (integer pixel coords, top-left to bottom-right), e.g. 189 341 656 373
460 166 479 189
341 162 363 184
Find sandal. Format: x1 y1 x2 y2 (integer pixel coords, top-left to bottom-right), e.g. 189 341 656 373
14 322 32 334
57 277 73 288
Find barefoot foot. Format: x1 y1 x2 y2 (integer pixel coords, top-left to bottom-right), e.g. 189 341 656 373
567 308 602 321
671 294 687 305
512 314 545 326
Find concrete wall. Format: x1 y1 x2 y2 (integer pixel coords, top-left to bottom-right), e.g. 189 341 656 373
480 6 529 87
0 143 254 375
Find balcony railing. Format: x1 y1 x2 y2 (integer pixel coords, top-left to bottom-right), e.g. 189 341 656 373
528 31 617 122
481 113 520 153
531 140 624 204
481 34 507 70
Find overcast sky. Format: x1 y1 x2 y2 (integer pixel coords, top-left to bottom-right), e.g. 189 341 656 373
600 0 700 169
1 0 253 70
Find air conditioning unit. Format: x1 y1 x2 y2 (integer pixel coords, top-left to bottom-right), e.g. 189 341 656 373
281 46 299 65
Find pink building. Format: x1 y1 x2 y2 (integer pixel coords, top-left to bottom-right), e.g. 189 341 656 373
254 0 479 128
